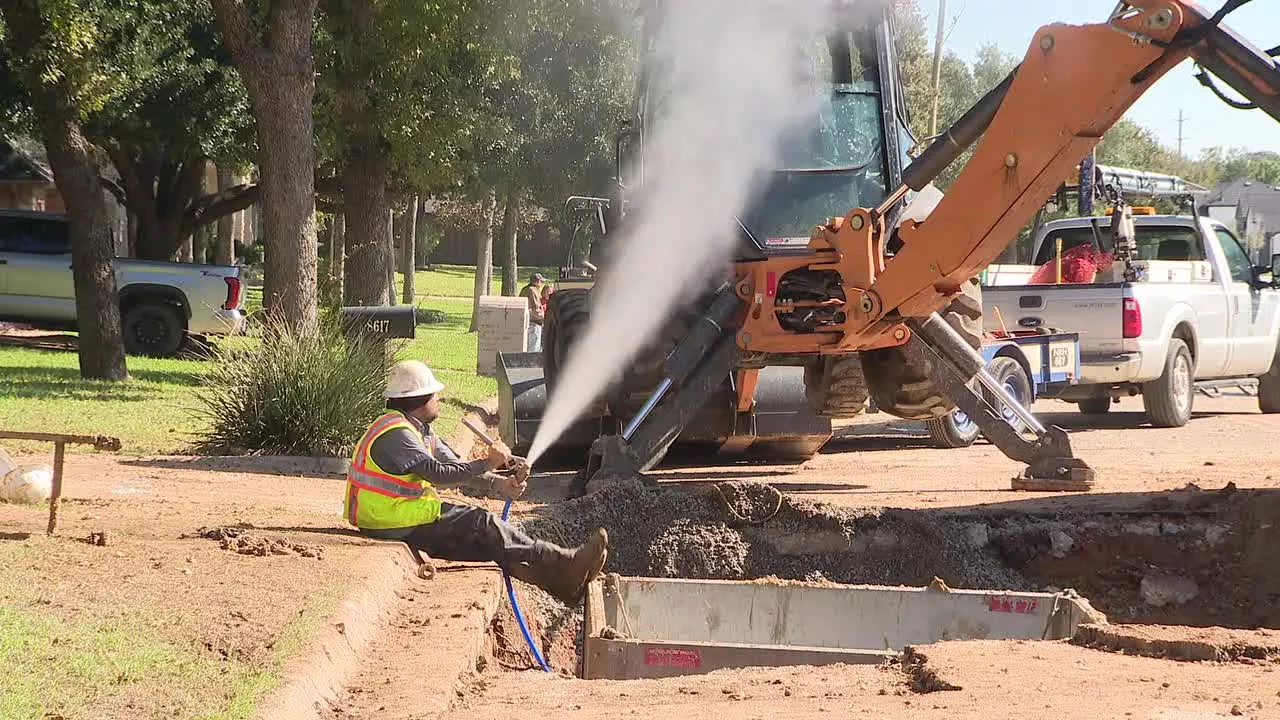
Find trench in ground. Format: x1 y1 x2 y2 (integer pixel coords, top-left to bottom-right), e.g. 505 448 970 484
481 477 1280 679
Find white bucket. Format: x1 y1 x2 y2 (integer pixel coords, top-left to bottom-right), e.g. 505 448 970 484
1 464 54 504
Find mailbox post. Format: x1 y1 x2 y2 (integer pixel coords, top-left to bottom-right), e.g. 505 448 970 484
339 306 417 360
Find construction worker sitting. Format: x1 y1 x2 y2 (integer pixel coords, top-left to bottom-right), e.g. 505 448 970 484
344 359 609 605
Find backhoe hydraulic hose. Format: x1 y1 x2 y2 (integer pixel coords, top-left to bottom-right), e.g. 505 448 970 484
661 283 743 383
899 66 1019 194
618 281 743 443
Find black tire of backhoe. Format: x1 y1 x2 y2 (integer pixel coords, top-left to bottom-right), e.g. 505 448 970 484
542 289 590 396
861 277 984 420
804 355 870 418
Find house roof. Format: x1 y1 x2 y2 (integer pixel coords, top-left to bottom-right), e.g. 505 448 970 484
1207 178 1280 235
0 137 53 183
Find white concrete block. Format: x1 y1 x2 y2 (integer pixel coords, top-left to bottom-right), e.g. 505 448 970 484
476 295 529 376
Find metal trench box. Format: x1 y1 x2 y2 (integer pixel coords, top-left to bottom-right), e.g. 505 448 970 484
583 575 1103 680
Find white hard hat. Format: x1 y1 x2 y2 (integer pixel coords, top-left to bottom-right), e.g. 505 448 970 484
384 360 446 399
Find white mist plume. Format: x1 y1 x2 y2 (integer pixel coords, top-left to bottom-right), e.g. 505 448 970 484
528 0 836 465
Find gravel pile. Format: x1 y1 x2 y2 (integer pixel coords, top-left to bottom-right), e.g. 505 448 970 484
520 475 1032 592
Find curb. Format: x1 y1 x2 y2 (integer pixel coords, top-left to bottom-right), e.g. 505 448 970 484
254 546 415 720
251 405 503 720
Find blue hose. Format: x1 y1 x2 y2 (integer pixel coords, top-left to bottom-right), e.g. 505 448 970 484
501 498 551 672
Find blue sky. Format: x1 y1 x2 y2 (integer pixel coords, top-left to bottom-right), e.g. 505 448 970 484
921 1 1280 157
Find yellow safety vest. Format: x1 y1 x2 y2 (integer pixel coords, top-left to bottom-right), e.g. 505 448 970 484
344 411 443 529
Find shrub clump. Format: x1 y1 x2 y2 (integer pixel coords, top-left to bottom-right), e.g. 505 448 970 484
420 308 449 325
192 314 393 456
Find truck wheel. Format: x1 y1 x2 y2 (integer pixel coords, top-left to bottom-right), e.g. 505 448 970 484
981 356 1034 431
1258 342 1280 413
1077 396 1112 414
1143 338 1194 428
122 302 185 357
862 277 983 420
924 383 981 448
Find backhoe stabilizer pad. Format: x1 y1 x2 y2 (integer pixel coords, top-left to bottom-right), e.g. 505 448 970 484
1013 425 1096 491
568 435 657 498
1012 457 1097 492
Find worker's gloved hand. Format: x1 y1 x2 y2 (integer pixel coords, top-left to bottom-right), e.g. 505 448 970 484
484 440 513 471
489 471 527 500
509 457 531 483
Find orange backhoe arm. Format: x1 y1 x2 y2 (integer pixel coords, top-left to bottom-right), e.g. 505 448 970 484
814 1 1277 346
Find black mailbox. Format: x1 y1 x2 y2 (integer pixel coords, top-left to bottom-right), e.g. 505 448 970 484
339 305 417 341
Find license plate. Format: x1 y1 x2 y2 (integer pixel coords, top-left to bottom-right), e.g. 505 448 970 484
1051 346 1070 369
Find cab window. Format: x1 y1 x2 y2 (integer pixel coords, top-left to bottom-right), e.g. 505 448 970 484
1215 228 1253 284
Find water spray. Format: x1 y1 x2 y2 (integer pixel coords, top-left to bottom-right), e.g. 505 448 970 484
526 0 834 464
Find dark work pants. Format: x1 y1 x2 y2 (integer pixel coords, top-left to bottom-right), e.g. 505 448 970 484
361 502 543 568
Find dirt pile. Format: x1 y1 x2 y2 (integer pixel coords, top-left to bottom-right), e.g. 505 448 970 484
520 476 1029 590
518 477 1280 629
196 526 325 559
1073 623 1280 663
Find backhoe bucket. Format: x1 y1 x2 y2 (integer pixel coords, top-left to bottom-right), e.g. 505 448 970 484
496 352 832 470
496 351 600 462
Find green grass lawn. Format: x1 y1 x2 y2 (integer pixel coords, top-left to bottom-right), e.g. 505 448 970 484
0 295 499 456
396 263 558 299
0 604 275 720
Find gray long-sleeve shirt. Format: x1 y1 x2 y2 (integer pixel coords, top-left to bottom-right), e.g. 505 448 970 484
368 414 489 487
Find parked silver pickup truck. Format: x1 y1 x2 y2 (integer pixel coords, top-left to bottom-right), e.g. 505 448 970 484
0 209 247 357
982 214 1280 427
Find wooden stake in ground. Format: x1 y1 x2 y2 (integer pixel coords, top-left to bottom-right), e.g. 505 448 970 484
0 430 122 535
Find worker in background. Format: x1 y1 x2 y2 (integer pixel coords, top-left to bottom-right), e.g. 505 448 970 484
344 360 609 605
521 272 546 351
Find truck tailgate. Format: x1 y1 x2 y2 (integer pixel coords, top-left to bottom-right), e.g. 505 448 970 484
983 284 1126 359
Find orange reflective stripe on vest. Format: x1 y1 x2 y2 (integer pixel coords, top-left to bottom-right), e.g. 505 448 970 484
343 411 443 529
347 413 425 497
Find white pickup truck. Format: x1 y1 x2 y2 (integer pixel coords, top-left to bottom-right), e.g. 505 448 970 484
0 209 247 357
982 213 1280 427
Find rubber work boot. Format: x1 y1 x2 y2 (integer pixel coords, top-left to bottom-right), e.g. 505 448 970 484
552 527 609 606
506 530 608 606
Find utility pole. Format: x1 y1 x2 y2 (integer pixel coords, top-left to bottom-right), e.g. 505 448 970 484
929 0 947 136
1176 109 1187 158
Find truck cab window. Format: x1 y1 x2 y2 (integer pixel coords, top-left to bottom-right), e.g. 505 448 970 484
1215 228 1254 284
1034 225 1204 265
0 216 72 255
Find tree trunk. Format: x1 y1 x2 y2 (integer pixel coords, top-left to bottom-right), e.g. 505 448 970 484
0 0 128 380
469 188 497 332
415 202 433 269
215 166 236 264
211 0 319 334
499 193 519 296
385 209 397 306
341 131 392 306
402 196 418 304
332 212 345 302
127 211 138 257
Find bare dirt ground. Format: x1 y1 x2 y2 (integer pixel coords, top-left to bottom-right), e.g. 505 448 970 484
0 452 501 719
449 639 1280 720
576 394 1280 512
434 392 1280 720
6 392 1278 719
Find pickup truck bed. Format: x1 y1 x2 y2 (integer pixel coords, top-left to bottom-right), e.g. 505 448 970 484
982 214 1280 426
